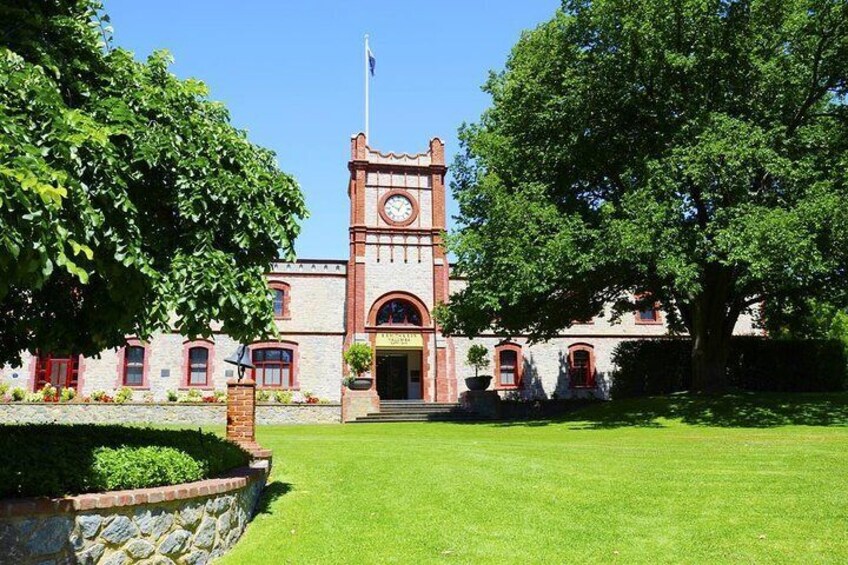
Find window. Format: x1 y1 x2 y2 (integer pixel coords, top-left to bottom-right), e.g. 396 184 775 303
376 299 422 326
252 347 295 388
123 346 145 386
634 294 662 324
188 347 209 386
568 344 595 388
495 343 523 389
34 353 80 393
273 289 285 318
269 282 291 319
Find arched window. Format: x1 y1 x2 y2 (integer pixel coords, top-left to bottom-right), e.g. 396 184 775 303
252 347 296 389
568 344 595 388
123 345 146 387
34 352 80 393
495 342 523 389
269 282 291 319
188 347 209 386
376 299 422 326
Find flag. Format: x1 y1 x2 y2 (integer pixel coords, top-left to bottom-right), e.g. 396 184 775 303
367 46 376 76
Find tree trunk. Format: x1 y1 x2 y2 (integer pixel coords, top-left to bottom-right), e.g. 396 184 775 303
686 270 741 394
690 325 731 394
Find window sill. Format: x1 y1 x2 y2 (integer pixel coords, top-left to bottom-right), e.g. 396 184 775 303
120 385 150 390
179 385 212 390
495 385 521 390
634 320 663 325
256 386 300 391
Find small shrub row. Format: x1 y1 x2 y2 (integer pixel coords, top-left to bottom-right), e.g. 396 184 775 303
1 387 227 404
0 424 250 498
611 337 848 397
255 389 324 404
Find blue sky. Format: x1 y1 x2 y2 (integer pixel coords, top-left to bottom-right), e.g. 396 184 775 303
107 0 560 258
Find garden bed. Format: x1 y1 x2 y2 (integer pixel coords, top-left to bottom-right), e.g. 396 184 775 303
0 425 250 498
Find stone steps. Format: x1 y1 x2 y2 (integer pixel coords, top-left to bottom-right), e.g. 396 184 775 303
352 401 479 423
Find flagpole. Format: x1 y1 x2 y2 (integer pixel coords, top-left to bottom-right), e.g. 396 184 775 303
364 34 370 142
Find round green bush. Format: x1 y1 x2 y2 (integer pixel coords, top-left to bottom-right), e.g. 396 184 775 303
0 425 251 498
91 446 206 491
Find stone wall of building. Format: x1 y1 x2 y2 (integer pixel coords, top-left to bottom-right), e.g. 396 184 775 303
0 465 267 565
0 403 341 426
1 332 345 403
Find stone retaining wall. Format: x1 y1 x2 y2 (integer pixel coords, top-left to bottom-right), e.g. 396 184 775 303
0 464 268 564
0 402 341 426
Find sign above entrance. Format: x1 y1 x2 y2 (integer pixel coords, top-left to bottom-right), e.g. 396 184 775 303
375 332 423 350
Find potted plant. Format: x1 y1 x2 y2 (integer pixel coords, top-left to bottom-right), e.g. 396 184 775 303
464 344 492 391
343 342 373 390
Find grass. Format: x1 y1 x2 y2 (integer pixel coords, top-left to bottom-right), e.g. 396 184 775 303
220 393 848 564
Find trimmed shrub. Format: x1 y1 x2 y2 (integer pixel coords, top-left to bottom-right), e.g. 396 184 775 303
91 446 205 491
0 425 250 498
611 337 847 398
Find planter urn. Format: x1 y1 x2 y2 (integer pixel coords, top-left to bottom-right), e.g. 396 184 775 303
347 377 374 391
464 375 492 391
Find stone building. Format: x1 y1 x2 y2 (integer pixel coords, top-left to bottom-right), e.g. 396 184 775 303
1 134 759 406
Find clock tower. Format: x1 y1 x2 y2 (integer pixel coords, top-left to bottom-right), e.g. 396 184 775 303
344 133 455 405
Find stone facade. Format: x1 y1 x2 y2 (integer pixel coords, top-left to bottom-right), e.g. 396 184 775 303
0 465 267 564
0 403 341 426
0 134 764 414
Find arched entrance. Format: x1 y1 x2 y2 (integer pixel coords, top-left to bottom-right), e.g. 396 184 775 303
368 293 430 401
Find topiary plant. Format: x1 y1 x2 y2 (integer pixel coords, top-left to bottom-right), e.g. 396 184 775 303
343 342 373 386
466 344 490 378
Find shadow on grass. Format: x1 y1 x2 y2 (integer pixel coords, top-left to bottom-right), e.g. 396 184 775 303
254 481 292 515
459 392 848 430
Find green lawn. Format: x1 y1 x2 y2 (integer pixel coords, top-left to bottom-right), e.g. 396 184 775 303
221 393 848 564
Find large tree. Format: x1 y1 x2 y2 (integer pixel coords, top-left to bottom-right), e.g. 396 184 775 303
440 0 848 392
0 0 306 365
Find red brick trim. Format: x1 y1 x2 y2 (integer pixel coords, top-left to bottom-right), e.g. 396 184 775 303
269 281 291 319
378 189 419 227
248 340 301 390
367 291 432 327
28 353 86 393
634 293 663 325
568 343 596 389
0 465 267 518
180 338 215 388
115 338 150 389
494 341 523 390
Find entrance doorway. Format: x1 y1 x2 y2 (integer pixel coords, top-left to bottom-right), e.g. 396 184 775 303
376 350 422 400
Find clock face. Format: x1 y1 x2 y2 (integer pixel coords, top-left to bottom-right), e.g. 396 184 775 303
383 194 414 223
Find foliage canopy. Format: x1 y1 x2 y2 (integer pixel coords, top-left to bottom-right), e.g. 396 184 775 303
0 0 306 364
441 0 848 391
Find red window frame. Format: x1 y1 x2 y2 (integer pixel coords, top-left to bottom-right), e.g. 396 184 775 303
123 345 145 387
375 299 423 326
495 342 523 389
269 281 291 320
568 344 596 388
33 353 80 395
187 346 210 387
251 347 297 389
634 294 663 325
181 339 215 388
116 338 149 389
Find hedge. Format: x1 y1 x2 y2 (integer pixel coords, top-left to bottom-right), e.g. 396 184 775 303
0 425 250 498
611 337 847 398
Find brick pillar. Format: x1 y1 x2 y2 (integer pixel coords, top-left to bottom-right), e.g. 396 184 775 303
227 379 271 460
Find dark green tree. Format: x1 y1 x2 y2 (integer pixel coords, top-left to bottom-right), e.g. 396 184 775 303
0 0 306 364
440 0 848 392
